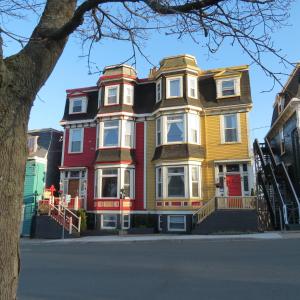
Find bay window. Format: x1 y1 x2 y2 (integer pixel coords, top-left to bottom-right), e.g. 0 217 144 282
156 113 200 146
69 128 83 153
95 167 135 199
188 76 197 98
156 164 201 199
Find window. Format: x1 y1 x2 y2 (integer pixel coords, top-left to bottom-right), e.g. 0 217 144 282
222 80 235 96
124 121 134 147
156 80 162 102
216 78 240 98
102 214 117 229
69 128 83 153
189 114 199 144
168 167 185 197
168 215 186 231
156 167 163 198
191 166 199 197
122 214 130 229
27 136 38 153
280 128 285 154
124 84 134 105
156 118 162 146
278 96 285 114
188 76 197 98
223 114 239 143
105 85 119 105
124 169 131 197
95 167 134 199
167 115 184 143
226 164 239 172
98 88 102 108
101 169 118 198
69 97 87 114
158 215 163 231
243 176 249 192
167 77 182 98
103 120 119 147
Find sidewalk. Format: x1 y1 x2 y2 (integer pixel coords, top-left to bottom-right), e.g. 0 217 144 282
21 231 297 244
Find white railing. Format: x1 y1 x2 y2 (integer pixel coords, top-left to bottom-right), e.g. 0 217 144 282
216 196 257 210
193 197 216 224
47 202 81 234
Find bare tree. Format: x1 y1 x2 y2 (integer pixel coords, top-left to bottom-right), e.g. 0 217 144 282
0 0 294 299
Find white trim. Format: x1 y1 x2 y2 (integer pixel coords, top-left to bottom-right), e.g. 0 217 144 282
121 213 130 229
156 79 162 102
216 77 241 99
27 156 47 164
154 68 199 79
166 76 183 99
89 210 194 214
68 127 84 153
123 84 134 105
60 119 96 126
101 214 118 230
158 215 163 231
104 85 120 106
220 113 240 144
59 166 87 170
69 96 88 114
187 75 198 99
167 215 186 232
155 160 203 167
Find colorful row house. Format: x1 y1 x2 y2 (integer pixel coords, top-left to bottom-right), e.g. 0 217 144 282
59 54 254 233
22 129 62 236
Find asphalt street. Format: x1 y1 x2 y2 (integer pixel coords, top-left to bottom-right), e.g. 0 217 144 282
18 237 300 300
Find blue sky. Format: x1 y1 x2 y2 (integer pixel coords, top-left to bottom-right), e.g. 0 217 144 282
3 2 300 143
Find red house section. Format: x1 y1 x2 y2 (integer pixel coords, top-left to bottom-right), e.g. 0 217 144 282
63 127 96 211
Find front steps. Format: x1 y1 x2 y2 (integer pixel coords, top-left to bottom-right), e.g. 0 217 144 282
192 209 259 234
33 215 80 239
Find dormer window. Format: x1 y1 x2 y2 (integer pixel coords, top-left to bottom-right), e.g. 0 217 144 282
69 97 87 114
188 76 198 98
123 84 134 105
105 85 119 105
27 136 38 153
166 76 183 98
156 79 162 102
216 77 240 98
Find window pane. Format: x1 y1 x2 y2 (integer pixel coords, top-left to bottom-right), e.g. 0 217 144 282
156 118 161 145
226 164 239 172
225 129 237 142
103 215 117 227
71 129 82 152
125 121 133 147
222 80 235 96
169 216 185 229
102 177 117 197
192 182 199 197
156 82 161 100
243 176 249 192
107 87 117 104
102 169 118 175
124 170 131 197
73 99 82 112
169 79 181 97
224 115 237 128
168 167 184 197
167 116 184 142
157 168 162 198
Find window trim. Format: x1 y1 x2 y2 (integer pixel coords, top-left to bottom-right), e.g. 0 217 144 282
69 97 87 114
166 76 183 99
167 215 186 232
122 214 130 229
104 85 120 106
216 77 240 99
166 114 185 144
190 165 201 198
68 128 84 153
123 84 134 105
101 214 118 230
156 79 162 102
158 215 163 231
220 113 241 144
100 119 120 148
187 75 198 99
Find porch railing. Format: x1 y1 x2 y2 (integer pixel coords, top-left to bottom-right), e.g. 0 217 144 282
193 197 216 224
216 196 257 210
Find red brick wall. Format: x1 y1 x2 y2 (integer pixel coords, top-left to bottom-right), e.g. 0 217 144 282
134 122 145 210
63 127 96 211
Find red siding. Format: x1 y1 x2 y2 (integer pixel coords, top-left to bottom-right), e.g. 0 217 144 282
63 127 96 211
134 122 144 210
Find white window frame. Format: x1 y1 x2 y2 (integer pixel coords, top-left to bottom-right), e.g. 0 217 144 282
158 215 163 231
188 75 198 99
167 166 186 198
188 113 200 144
104 85 120 105
100 119 120 148
166 76 183 98
68 128 84 153
166 115 185 144
98 87 102 108
94 166 135 199
122 120 135 148
123 84 134 105
122 214 130 229
156 118 162 146
156 79 162 102
101 214 118 230
220 113 241 144
69 97 87 114
156 167 163 199
216 77 240 98
167 215 186 232
190 165 201 198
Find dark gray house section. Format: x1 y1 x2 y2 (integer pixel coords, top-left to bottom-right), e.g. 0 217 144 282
28 128 63 192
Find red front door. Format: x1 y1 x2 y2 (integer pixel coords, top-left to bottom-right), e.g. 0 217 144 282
226 174 242 196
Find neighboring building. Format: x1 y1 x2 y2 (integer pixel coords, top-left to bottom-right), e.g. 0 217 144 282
21 128 63 236
266 64 300 194
59 54 253 233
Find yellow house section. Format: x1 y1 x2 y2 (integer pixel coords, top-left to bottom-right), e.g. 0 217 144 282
145 112 251 211
202 112 251 201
